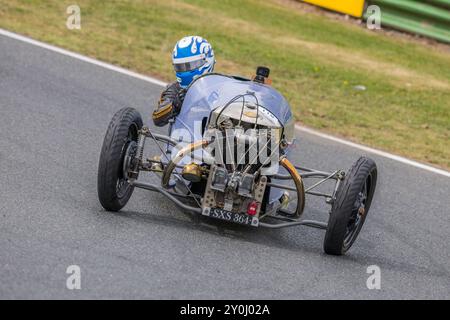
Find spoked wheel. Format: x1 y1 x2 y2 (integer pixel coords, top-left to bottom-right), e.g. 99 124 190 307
323 157 377 255
97 107 143 211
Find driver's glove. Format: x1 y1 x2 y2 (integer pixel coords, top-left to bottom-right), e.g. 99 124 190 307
152 82 184 127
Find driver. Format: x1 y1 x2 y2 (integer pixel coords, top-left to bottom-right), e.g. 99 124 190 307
152 36 215 127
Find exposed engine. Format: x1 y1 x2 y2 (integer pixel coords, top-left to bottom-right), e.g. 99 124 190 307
197 96 292 220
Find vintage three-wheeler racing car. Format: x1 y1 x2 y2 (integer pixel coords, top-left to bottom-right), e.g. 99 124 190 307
97 67 377 255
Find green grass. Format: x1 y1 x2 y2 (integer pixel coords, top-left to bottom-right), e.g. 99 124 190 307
1 0 449 169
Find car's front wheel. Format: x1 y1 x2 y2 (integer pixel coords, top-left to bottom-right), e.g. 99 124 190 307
323 156 377 255
97 107 143 211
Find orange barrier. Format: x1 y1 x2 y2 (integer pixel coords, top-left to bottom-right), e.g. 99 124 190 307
302 0 366 18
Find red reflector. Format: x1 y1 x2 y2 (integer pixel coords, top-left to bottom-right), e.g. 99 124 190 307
247 201 259 216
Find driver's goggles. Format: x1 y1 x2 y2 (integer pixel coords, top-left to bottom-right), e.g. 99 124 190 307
173 58 206 72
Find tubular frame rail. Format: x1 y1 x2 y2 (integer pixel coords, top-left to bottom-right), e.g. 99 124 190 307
127 128 346 229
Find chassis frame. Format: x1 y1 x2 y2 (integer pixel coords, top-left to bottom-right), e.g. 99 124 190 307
126 126 346 230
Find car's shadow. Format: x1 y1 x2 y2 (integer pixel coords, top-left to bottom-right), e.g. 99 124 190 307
104 192 449 280
109 191 326 254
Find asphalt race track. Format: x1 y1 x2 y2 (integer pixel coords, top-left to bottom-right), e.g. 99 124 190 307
0 33 449 299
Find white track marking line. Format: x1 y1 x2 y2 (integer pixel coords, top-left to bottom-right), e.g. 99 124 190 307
295 126 450 177
0 29 167 87
1 28 449 178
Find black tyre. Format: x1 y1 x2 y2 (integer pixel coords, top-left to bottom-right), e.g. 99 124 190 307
97 107 143 211
324 157 377 255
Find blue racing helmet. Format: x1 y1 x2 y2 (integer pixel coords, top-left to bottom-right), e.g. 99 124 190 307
172 36 215 88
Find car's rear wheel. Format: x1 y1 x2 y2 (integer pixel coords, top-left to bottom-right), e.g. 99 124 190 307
97 107 143 211
323 157 377 255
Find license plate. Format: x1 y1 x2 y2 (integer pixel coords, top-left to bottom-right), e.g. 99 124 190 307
202 207 259 227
